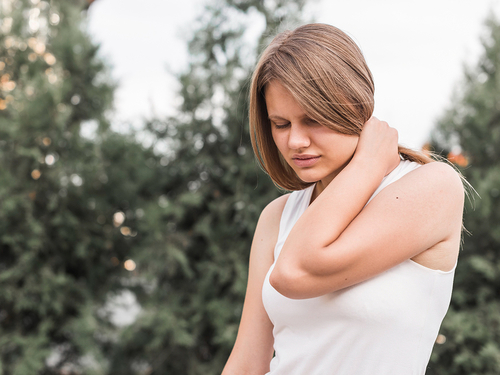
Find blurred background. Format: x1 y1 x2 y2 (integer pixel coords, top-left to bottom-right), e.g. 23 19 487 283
0 0 499 374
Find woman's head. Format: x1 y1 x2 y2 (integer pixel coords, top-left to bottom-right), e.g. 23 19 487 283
249 23 376 190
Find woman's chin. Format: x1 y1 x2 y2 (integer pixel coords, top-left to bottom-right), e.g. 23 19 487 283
299 177 319 184
295 169 338 187
295 172 322 184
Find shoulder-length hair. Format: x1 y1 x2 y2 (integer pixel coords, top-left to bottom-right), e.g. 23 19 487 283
249 23 432 191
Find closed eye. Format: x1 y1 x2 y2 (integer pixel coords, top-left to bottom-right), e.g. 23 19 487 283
273 122 290 129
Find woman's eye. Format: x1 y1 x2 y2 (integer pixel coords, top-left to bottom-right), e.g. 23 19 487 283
274 123 290 129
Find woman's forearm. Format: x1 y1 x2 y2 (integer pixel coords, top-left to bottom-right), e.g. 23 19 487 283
272 155 386 281
270 118 401 296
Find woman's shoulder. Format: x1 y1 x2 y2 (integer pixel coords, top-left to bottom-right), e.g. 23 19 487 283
394 160 465 215
404 161 466 270
251 194 291 264
413 161 465 195
376 160 465 219
259 193 290 227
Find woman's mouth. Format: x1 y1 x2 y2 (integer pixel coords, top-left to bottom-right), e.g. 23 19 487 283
292 155 320 168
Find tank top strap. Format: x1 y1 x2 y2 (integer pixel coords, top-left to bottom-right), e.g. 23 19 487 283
273 185 315 260
366 159 422 204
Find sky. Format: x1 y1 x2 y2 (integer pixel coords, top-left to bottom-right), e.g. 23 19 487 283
87 0 500 150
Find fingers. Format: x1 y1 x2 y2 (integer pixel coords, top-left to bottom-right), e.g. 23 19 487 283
355 117 400 175
364 116 391 132
361 118 397 141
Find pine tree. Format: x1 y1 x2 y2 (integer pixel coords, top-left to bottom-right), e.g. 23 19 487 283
429 15 500 375
0 1 166 374
108 1 308 374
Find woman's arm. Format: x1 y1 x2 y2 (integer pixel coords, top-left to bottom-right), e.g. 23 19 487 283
222 194 289 375
270 120 464 299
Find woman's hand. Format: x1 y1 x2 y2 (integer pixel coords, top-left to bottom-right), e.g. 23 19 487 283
353 116 400 176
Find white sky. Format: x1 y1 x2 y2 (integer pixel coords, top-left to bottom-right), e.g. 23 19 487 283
87 0 500 149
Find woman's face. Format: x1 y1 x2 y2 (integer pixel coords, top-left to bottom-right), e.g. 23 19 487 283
265 81 359 191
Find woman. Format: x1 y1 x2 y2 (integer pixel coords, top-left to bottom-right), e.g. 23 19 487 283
222 23 464 375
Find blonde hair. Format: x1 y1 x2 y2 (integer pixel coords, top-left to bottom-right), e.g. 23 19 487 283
249 23 433 191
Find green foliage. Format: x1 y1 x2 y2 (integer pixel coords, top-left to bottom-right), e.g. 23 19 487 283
429 14 500 375
108 1 307 374
0 1 166 374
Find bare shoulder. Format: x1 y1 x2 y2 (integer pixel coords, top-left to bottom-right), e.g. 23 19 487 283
406 161 465 269
251 194 289 260
370 160 465 240
359 161 465 272
259 193 290 227
418 161 464 187
400 161 465 202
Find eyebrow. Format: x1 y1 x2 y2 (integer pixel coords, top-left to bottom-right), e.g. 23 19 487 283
268 115 288 121
268 114 311 121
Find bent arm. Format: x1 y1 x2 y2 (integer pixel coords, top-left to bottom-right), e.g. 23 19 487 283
270 161 464 299
222 194 289 375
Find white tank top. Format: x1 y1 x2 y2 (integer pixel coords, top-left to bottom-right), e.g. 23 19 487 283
262 160 456 375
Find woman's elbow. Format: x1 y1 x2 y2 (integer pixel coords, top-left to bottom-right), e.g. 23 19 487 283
269 264 309 299
270 251 352 298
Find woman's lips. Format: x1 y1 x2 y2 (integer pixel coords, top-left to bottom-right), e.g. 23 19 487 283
291 155 320 167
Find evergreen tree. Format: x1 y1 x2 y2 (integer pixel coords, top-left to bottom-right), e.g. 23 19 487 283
0 1 165 374
109 1 308 374
429 15 500 375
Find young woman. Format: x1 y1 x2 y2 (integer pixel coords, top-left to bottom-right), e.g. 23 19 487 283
222 23 464 375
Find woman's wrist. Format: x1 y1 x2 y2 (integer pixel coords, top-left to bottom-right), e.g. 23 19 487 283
349 152 388 180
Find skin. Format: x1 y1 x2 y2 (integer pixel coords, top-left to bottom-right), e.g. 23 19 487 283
266 82 400 202
222 81 464 373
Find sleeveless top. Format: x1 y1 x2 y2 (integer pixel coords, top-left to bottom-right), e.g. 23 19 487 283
262 160 456 375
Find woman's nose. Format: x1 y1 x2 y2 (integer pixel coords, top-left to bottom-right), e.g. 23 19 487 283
287 124 310 150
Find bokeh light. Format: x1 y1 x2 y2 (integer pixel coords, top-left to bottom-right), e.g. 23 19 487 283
436 334 447 344
45 154 55 165
49 13 60 25
31 169 41 180
113 211 125 227
120 226 131 236
43 53 56 65
124 259 136 271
